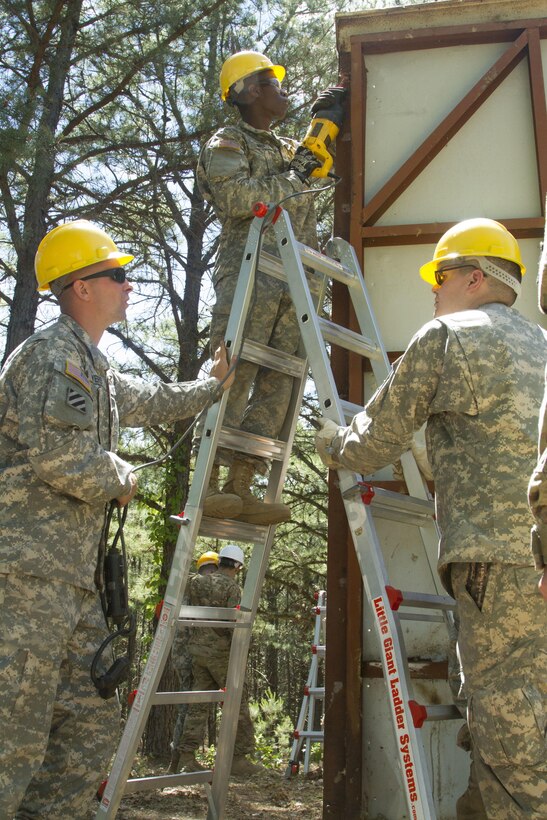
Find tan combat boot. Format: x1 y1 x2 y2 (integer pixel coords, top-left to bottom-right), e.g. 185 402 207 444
231 755 264 777
202 465 243 519
178 751 207 772
167 749 181 773
222 460 291 525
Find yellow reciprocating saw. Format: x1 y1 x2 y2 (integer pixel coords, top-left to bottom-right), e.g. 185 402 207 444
302 85 348 178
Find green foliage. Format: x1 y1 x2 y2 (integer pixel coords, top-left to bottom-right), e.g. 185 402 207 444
249 689 295 767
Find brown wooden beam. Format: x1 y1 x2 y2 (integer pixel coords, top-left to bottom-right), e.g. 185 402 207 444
347 18 547 55
361 218 546 246
527 28 547 209
362 30 529 227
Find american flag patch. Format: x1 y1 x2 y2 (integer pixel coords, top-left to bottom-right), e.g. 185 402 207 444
214 138 240 151
65 360 91 393
67 387 88 414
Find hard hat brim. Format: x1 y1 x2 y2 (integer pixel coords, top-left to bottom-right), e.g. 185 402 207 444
37 252 134 292
221 64 285 101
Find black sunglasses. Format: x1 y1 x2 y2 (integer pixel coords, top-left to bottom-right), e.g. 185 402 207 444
258 78 282 90
434 263 474 287
61 267 127 293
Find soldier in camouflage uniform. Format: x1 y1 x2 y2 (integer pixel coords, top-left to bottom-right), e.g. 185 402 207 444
196 50 329 526
315 218 547 819
0 220 233 819
528 201 547 606
177 544 261 777
168 550 219 773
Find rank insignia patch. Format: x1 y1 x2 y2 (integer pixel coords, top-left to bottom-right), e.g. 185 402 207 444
67 387 88 414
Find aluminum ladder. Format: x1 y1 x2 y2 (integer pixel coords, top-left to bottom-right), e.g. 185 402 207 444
266 204 459 820
285 589 326 779
96 212 320 820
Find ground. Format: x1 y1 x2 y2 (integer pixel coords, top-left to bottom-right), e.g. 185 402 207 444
114 760 324 820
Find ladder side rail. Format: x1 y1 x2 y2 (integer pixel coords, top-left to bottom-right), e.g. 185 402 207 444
209 236 311 818
303 599 326 774
339 474 437 819
271 210 437 818
96 218 266 818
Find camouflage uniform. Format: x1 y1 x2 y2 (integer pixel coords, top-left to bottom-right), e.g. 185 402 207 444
528 214 547 575
179 569 254 755
170 584 194 751
196 121 318 472
327 303 547 818
0 314 221 818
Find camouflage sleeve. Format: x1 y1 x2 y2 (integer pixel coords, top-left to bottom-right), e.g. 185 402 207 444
13 345 133 503
329 322 450 474
197 132 308 220
113 371 220 427
538 196 547 314
528 379 547 569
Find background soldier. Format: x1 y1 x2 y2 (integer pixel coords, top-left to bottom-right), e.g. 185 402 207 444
0 220 233 819
315 218 547 817
177 544 261 777
197 50 337 525
168 550 219 773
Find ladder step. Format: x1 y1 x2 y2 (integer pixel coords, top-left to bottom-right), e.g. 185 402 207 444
386 586 455 612
199 517 270 542
343 483 435 526
318 317 382 360
311 644 325 656
304 685 325 698
297 242 360 286
217 427 289 461
340 399 365 423
241 339 306 378
409 701 461 728
177 605 253 626
151 689 226 706
294 730 324 741
125 770 213 794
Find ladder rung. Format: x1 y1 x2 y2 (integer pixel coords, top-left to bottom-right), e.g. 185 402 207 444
398 612 446 623
409 701 461 728
125 770 213 794
178 605 252 622
241 339 306 378
340 399 364 423
304 686 325 698
151 689 226 706
311 644 325 655
218 427 289 461
258 249 286 282
293 730 324 741
344 483 435 525
297 242 359 286
198 516 269 542
387 587 455 612
318 317 382 360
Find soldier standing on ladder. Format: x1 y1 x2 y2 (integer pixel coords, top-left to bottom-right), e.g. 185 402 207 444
196 50 341 524
315 218 547 819
0 221 234 819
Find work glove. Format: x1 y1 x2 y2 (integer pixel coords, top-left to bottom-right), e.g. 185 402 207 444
310 86 348 127
289 146 321 183
314 417 343 469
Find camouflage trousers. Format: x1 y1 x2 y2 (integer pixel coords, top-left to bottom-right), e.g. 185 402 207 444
209 270 305 474
170 630 193 751
0 573 119 820
451 563 547 819
179 648 254 756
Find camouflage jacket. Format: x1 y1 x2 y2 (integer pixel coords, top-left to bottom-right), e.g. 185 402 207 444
196 121 318 287
187 569 241 654
328 303 547 594
528 210 547 568
0 314 220 590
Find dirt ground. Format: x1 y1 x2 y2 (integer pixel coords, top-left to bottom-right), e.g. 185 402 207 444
115 760 324 820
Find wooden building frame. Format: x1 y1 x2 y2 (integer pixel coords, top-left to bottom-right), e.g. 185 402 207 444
326 6 547 818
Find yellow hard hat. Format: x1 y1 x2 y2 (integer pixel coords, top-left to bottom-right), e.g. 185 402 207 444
35 219 134 292
196 551 219 570
420 218 525 286
219 51 285 101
